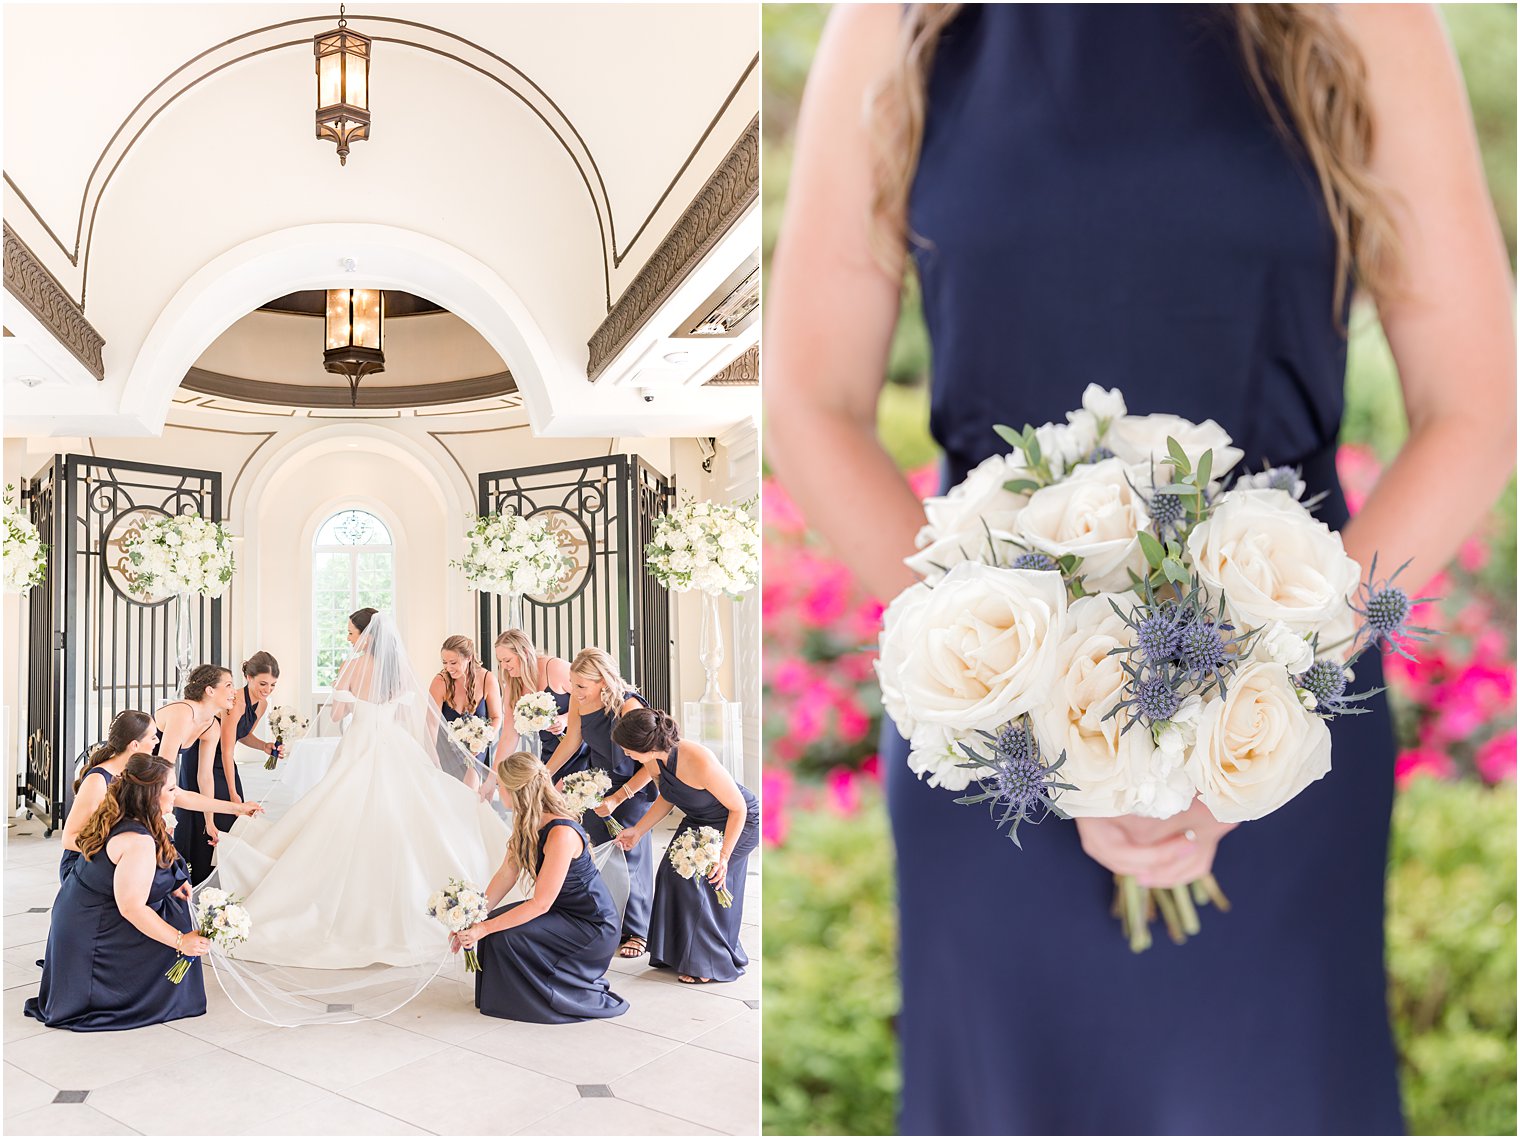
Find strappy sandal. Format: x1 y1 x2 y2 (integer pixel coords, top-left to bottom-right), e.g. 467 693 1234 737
618 936 647 959
678 974 714 984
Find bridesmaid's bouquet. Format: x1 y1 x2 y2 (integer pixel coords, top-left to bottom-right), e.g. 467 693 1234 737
444 715 496 758
168 887 251 983
513 691 559 736
560 768 622 834
426 878 489 972
667 826 733 906
878 385 1434 951
264 707 309 769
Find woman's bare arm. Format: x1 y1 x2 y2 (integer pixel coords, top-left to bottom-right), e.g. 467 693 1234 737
764 4 928 600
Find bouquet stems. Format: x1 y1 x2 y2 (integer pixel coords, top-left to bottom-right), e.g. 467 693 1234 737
263 741 282 771
714 885 734 908
464 948 481 973
1113 873 1232 953
165 954 194 984
1117 875 1152 953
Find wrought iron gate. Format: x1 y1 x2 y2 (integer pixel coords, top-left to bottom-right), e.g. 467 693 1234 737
477 456 674 711
22 455 223 831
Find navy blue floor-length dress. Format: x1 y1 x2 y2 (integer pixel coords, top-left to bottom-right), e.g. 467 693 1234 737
26 820 206 1031
578 693 656 943
647 748 759 982
167 708 218 886
885 6 1403 1134
474 818 629 1023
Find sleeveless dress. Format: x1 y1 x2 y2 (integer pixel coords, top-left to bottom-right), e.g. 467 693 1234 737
579 692 656 943
539 684 575 758
647 748 759 981
26 819 205 1031
163 704 219 886
58 766 114 885
203 684 255 835
887 6 1403 1134
474 817 629 1023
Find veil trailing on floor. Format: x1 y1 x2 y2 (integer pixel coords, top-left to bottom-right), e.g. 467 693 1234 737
191 611 629 1027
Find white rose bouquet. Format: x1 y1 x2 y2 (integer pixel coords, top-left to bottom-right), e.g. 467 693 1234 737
559 768 620 831
2 485 46 593
444 715 496 759
879 384 1435 951
452 510 572 597
122 512 236 598
168 887 251 983
513 691 559 736
264 707 310 770
426 878 490 971
667 825 732 907
646 496 759 596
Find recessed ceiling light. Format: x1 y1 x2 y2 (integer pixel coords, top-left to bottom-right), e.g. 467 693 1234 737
662 350 690 364
15 375 45 388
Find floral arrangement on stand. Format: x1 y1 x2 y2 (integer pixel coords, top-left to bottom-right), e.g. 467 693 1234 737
452 510 572 597
121 512 236 598
645 496 760 597
2 485 46 593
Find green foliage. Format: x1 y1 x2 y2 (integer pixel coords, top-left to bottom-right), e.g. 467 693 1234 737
764 781 1518 1135
762 801 900 1137
1388 778 1517 1136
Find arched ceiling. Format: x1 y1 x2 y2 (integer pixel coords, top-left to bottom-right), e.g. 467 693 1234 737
2 3 760 438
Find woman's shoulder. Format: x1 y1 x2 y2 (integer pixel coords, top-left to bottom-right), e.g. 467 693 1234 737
541 816 587 850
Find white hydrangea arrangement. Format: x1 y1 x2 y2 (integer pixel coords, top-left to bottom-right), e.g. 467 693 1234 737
2 485 45 593
452 510 572 597
122 512 236 598
645 497 759 597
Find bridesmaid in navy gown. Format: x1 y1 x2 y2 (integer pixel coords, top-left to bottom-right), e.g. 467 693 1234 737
429 635 504 783
766 5 1512 1133
27 753 210 1030
493 629 579 763
608 709 759 983
455 750 628 1023
158 664 238 885
547 647 656 957
216 653 283 821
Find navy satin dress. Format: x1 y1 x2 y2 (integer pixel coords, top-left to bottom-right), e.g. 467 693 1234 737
203 684 256 835
539 685 574 758
886 7 1402 1134
26 820 205 1031
58 766 115 885
165 705 219 886
474 818 629 1023
647 748 759 982
578 692 656 944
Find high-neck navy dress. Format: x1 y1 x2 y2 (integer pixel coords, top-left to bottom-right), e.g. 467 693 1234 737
26 820 205 1031
578 692 656 944
163 703 219 886
647 747 759 982
886 6 1402 1134
474 818 629 1023
202 683 256 835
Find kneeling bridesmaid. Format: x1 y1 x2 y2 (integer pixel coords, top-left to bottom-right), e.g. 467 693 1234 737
454 751 629 1024
607 709 759 984
26 754 211 1031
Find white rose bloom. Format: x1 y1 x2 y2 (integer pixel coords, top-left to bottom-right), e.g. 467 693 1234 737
1106 413 1244 475
1257 621 1316 675
1187 488 1361 636
1016 458 1150 591
877 563 1067 739
1081 384 1128 424
905 452 1030 583
1313 599 1360 665
1186 661 1332 823
200 887 228 907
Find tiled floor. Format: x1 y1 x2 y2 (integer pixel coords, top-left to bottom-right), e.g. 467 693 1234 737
3 763 759 1137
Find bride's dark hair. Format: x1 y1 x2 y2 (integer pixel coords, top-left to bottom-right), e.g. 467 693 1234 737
349 607 379 635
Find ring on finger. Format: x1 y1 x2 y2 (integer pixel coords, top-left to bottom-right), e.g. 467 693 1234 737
1183 828 1197 843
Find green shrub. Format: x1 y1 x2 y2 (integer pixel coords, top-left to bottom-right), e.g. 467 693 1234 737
763 782 1517 1135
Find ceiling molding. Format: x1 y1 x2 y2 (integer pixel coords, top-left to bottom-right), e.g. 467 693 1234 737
586 115 758 381
181 365 518 409
703 343 758 387
2 222 105 379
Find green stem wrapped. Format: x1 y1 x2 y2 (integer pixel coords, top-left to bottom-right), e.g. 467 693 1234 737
1171 884 1201 936
464 948 481 973
1153 885 1186 945
164 954 192 984
1119 874 1152 953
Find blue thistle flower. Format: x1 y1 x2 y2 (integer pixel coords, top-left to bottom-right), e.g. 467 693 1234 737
1348 555 1439 662
1134 675 1181 722
1177 619 1229 679
1294 657 1387 720
1148 489 1186 533
1135 607 1183 663
1011 551 1060 573
955 718 1074 849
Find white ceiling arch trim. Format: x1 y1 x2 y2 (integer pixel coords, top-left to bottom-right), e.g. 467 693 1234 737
2 9 758 312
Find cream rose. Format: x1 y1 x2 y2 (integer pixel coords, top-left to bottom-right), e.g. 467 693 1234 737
1106 413 1244 476
905 453 1030 584
876 562 1067 741
1016 458 1150 592
1186 488 1361 636
1186 661 1332 823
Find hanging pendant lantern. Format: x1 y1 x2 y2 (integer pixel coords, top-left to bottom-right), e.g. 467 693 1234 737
323 288 385 405
314 5 371 166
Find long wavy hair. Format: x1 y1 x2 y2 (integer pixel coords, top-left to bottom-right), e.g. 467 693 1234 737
569 648 631 717
869 4 1406 327
77 753 177 868
494 629 542 711
438 635 483 713
495 750 573 888
75 710 155 793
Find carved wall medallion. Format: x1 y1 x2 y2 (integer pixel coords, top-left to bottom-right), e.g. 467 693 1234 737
704 343 759 386
587 116 759 380
528 506 593 604
102 506 173 604
2 222 105 379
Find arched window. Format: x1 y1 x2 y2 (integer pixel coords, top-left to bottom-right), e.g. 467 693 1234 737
312 508 394 689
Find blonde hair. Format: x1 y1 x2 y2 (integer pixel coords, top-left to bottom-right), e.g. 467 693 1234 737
569 648 631 717
494 629 542 711
439 635 482 713
495 751 573 888
869 4 1406 329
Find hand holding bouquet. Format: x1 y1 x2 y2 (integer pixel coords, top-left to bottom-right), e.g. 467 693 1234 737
264 707 309 770
878 385 1434 951
513 691 559 736
667 825 733 906
168 887 251 983
426 878 490 972
560 769 624 834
